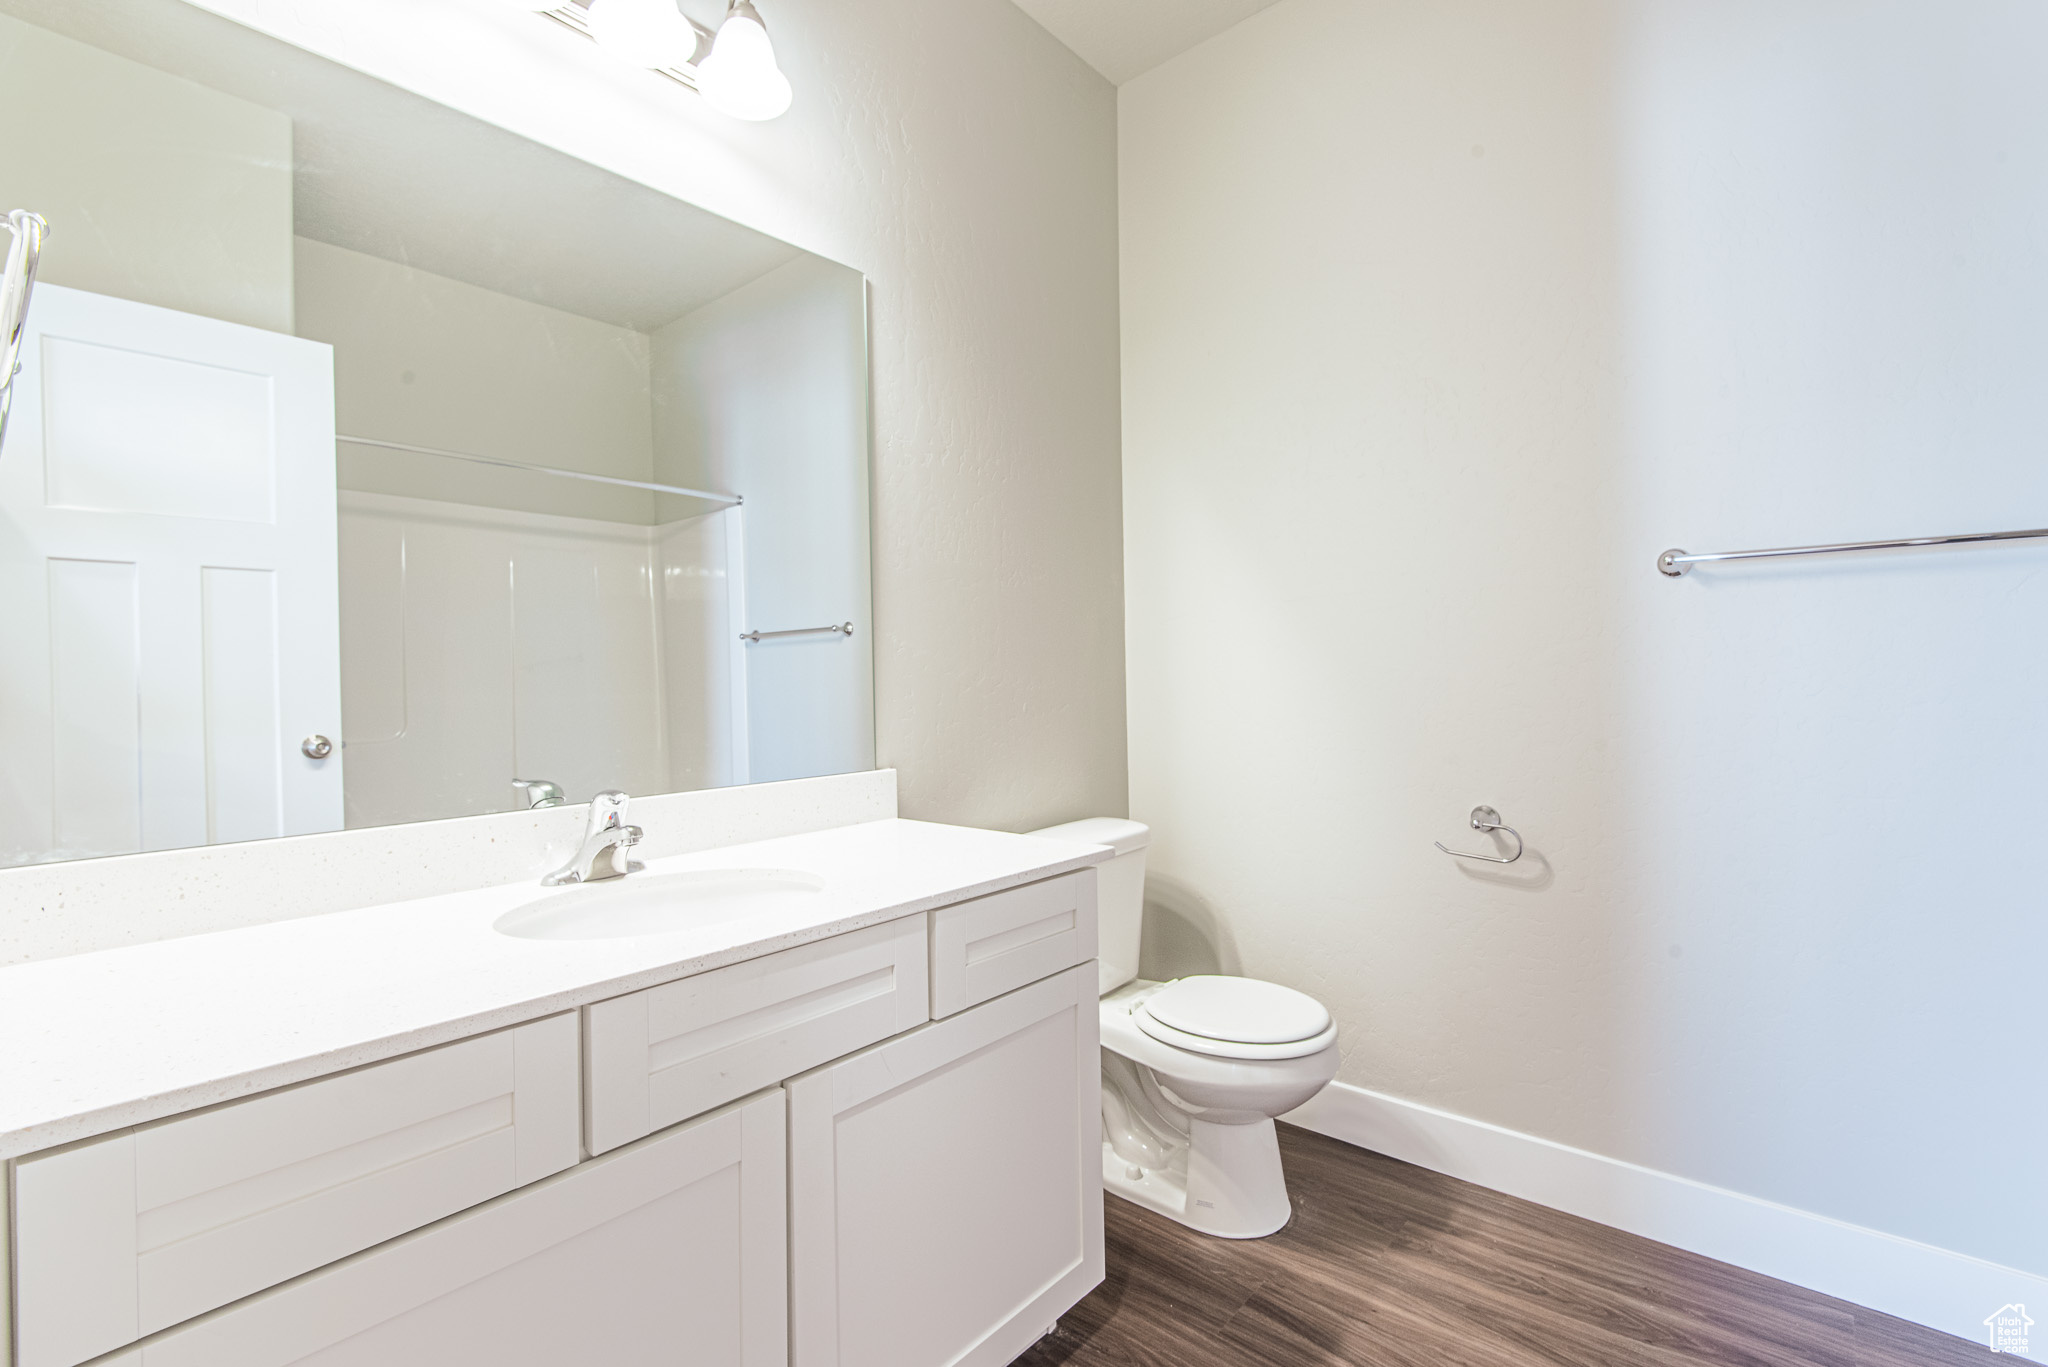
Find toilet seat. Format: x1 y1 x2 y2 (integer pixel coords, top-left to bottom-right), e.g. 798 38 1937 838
1134 976 1337 1061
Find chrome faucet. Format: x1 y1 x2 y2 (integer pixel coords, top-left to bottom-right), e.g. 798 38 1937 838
513 778 565 809
542 791 643 886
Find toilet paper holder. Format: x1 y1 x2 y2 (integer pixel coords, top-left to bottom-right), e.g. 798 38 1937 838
1435 806 1524 865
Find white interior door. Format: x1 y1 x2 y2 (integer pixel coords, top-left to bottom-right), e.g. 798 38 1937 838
0 283 342 864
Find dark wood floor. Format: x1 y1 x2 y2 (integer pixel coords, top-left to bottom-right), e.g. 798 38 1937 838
1016 1124 1989 1367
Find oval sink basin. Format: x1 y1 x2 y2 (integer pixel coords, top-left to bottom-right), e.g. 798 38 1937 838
493 869 827 941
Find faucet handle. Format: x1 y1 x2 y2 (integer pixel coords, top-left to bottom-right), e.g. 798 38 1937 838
588 790 629 828
513 778 564 810
599 825 644 880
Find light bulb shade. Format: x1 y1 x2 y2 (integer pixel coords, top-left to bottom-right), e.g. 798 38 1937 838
696 10 792 120
587 0 695 68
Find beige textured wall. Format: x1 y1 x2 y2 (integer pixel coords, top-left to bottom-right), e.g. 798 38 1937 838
0 10 291 332
1121 0 2048 1277
180 0 1128 834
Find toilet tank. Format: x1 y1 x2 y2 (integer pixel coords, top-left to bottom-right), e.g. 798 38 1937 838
1025 818 1151 995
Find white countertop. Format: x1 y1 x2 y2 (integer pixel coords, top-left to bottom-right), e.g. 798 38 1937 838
0 818 1110 1161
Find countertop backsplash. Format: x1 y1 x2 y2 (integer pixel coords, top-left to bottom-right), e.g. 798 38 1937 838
0 769 897 966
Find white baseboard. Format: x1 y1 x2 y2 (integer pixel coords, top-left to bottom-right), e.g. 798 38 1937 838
1284 1081 2046 1349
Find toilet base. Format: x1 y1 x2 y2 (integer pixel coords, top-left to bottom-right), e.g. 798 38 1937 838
1101 1116 1293 1239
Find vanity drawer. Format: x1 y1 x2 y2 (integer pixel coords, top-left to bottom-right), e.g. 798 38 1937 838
929 872 1096 1018
584 915 929 1156
12 1013 580 1367
105 1088 788 1367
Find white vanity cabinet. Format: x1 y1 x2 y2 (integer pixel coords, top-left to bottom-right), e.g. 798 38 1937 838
788 961 1103 1367
4 866 1105 1367
105 1087 788 1367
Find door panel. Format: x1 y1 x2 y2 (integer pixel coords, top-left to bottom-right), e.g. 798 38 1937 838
41 335 276 522
46 557 141 850
200 566 282 844
0 283 342 865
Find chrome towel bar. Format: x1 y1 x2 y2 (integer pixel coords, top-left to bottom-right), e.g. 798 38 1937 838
1658 526 2048 577
740 622 853 643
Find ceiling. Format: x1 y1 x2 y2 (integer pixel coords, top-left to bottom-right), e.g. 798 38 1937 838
0 0 804 333
1009 0 1285 85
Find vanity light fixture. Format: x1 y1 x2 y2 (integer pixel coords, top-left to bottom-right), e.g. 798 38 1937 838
586 0 696 69
693 1 792 121
520 0 794 121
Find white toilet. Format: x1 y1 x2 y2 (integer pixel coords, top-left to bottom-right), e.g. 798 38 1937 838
1027 818 1340 1239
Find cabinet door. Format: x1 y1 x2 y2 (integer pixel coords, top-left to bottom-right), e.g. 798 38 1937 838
122 1087 787 1367
788 963 1102 1367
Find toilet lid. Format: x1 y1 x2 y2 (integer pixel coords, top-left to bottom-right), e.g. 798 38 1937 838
1133 976 1336 1060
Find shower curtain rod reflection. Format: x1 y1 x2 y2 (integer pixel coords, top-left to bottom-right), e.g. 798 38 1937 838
336 435 742 507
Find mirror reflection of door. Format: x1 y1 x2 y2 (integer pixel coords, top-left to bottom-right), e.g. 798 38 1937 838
0 284 343 864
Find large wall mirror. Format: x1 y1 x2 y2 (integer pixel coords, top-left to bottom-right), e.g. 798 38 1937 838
0 0 874 868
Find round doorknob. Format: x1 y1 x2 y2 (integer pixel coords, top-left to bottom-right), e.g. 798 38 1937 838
301 735 335 760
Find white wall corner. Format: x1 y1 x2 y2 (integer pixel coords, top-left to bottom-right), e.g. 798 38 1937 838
1286 1081 2048 1349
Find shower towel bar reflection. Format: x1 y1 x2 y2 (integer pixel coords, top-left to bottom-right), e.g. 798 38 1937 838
1657 526 2048 577
1435 807 1523 865
740 622 853 643
337 435 742 506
